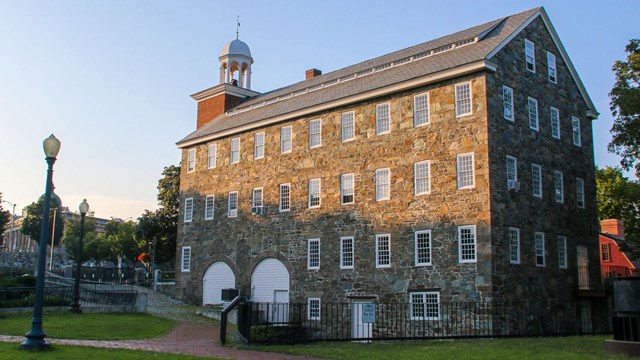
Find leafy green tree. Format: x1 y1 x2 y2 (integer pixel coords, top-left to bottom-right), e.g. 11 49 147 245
609 39 640 177
0 193 11 239
63 217 98 262
596 166 640 258
20 197 64 245
105 220 139 263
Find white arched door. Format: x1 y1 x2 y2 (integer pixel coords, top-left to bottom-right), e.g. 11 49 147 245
202 262 235 306
251 258 290 323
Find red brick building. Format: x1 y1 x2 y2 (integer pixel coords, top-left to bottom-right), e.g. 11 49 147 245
600 219 637 278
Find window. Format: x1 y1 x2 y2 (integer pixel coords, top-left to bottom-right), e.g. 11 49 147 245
572 116 581 147
207 144 217 169
410 292 440 320
457 153 475 189
308 178 321 208
184 198 194 222
376 234 391 268
281 126 292 154
308 238 320 270
205 195 215 220
554 171 564 203
576 177 585 208
528 97 539 131
228 191 238 217
550 107 560 139
414 161 431 195
254 132 265 159
376 103 390 135
506 156 518 188
532 164 543 198
455 82 472 117
525 39 535 72
187 148 196 173
414 93 429 127
558 235 568 269
341 174 355 205
342 111 355 142
535 232 545 267
601 243 611 262
308 298 321 320
230 138 240 164
509 227 520 264
458 225 477 263
503 86 514 121
340 236 354 269
547 52 557 83
181 246 191 272
309 119 322 148
376 168 390 201
414 230 432 266
279 183 290 212
252 187 263 208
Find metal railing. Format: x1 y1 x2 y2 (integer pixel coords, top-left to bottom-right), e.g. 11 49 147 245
0 285 138 308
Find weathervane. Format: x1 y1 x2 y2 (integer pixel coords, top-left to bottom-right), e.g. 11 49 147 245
236 15 240 39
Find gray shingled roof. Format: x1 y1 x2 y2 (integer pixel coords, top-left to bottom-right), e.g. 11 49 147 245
178 8 542 146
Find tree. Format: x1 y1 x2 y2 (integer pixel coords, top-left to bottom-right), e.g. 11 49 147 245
609 39 640 177
104 220 139 264
0 193 11 239
63 217 98 262
596 166 640 258
20 197 64 245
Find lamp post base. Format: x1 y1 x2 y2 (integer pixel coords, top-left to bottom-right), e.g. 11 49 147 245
69 303 82 313
21 324 49 349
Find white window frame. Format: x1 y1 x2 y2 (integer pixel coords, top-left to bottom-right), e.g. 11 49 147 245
558 235 568 269
207 144 217 169
409 291 440 321
230 138 240 164
187 148 196 173
184 197 193 223
457 153 475 189
414 160 431 196
528 97 539 131
503 86 514 122
509 227 520 265
535 232 545 267
205 195 215 220
455 82 472 117
414 93 430 127
572 116 581 147
341 111 355 142
309 119 322 148
254 132 265 159
252 187 263 208
376 103 391 135
181 246 191 272
375 234 391 268
340 173 355 205
375 168 391 201
602 243 611 262
307 238 320 270
550 107 560 140
414 230 432 266
340 236 354 269
525 39 535 73
308 178 321 208
458 225 477 263
228 191 238 218
554 170 564 204
532 163 543 198
506 155 518 187
281 125 292 154
279 183 290 212
576 177 585 209
547 51 557 83
308 298 321 321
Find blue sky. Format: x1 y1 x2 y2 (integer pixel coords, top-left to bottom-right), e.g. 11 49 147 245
0 0 637 219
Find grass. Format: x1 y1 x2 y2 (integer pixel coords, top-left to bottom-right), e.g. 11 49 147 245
248 335 633 360
0 312 174 340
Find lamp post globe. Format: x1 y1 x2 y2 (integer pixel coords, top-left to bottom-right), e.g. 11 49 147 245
70 199 89 313
22 134 61 349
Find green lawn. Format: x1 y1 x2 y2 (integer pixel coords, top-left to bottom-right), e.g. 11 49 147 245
0 342 209 360
249 336 632 360
0 312 174 340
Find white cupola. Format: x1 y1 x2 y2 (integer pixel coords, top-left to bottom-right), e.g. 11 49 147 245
219 37 253 89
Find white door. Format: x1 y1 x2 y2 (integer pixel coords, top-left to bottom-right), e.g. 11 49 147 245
273 290 290 324
351 300 373 339
577 246 589 289
202 262 235 305
251 258 290 324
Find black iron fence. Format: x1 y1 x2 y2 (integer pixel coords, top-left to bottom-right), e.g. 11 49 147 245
238 299 611 344
79 267 137 283
0 285 138 308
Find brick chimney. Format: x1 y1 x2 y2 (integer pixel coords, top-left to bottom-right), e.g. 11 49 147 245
601 219 625 238
191 84 260 129
306 68 322 80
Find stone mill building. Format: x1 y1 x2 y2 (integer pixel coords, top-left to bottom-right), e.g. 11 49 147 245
175 7 602 334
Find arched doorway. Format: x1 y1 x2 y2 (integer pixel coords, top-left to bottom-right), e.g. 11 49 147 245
202 262 235 306
251 258 290 323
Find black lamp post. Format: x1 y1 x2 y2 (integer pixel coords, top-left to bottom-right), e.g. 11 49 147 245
69 199 89 313
22 134 61 349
